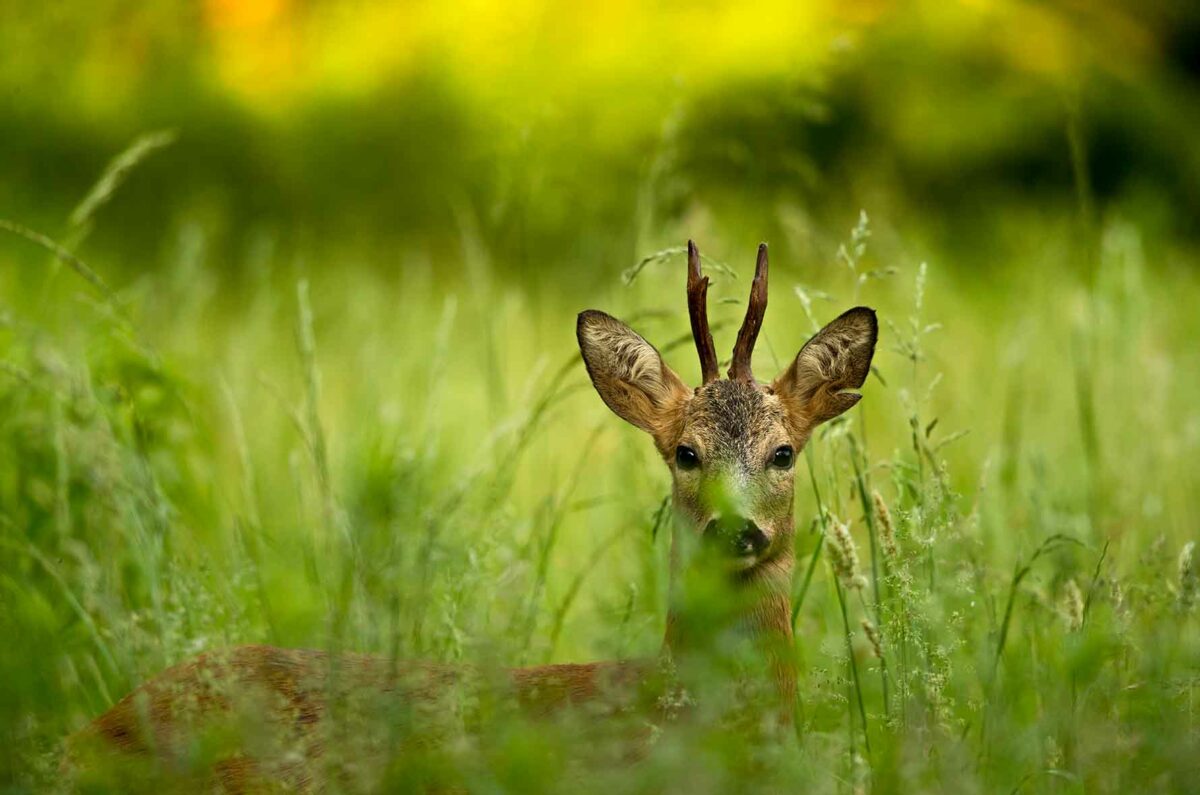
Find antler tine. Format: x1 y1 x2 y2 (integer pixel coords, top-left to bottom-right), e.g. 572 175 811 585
728 242 769 383
686 239 720 385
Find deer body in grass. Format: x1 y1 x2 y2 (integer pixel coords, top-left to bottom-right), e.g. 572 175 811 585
71 241 877 789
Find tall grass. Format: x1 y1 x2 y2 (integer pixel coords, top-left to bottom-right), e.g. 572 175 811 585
1 188 1199 791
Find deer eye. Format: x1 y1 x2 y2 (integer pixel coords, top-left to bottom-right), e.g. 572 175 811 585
770 445 794 470
675 445 700 471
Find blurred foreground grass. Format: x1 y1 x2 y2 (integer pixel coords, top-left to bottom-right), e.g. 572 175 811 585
1 180 1198 790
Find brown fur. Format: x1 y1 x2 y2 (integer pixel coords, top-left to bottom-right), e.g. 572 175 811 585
71 647 652 791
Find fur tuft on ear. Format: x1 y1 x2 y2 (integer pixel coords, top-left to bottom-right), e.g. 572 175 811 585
577 310 689 444
772 307 877 431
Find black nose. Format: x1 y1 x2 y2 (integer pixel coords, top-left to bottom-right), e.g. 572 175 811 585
704 516 769 557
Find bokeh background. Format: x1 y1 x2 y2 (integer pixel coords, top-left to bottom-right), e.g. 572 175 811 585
2 1 1200 791
4 0 1200 271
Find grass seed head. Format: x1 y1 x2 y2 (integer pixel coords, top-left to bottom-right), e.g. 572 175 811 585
1108 576 1126 616
872 489 898 560
1179 541 1197 609
1062 579 1084 632
828 519 867 591
861 619 883 659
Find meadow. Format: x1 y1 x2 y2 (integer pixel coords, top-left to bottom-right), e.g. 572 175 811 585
3 2 1200 792
3 178 1198 791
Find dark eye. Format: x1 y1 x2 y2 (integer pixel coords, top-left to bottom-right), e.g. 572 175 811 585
771 445 794 470
675 445 700 471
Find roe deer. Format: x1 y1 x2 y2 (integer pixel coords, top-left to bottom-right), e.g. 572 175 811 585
68 241 877 791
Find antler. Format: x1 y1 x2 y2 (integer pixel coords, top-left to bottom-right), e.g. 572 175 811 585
728 243 768 383
686 240 720 385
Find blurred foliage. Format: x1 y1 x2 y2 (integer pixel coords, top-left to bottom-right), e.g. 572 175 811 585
2 0 1200 277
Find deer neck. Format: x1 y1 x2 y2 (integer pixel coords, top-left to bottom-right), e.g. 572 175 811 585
661 523 796 719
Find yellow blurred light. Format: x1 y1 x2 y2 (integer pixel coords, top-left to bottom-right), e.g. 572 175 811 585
204 0 291 30
201 0 841 113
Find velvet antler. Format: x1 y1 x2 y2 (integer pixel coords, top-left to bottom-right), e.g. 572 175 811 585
728 243 768 383
687 239 720 385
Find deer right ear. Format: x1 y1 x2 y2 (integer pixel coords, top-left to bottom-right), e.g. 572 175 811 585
772 307 878 433
577 310 690 445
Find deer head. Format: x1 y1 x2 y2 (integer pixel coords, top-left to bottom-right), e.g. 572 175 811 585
577 241 877 587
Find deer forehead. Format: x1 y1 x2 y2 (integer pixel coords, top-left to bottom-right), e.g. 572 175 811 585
679 380 789 460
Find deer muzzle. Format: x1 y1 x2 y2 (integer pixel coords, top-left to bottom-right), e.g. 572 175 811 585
704 515 769 558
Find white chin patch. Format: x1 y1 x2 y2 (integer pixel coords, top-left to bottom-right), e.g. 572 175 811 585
732 554 759 571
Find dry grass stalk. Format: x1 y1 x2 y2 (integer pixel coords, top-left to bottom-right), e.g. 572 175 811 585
872 490 898 560
861 619 883 660
1062 579 1084 632
1179 541 1196 609
829 519 867 591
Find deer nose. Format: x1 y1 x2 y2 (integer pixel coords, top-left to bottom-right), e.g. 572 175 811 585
704 516 769 557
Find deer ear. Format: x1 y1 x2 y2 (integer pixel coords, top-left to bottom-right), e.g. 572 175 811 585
577 310 689 444
772 307 877 431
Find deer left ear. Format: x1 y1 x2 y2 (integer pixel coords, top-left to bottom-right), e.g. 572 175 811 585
577 310 690 449
772 307 877 432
